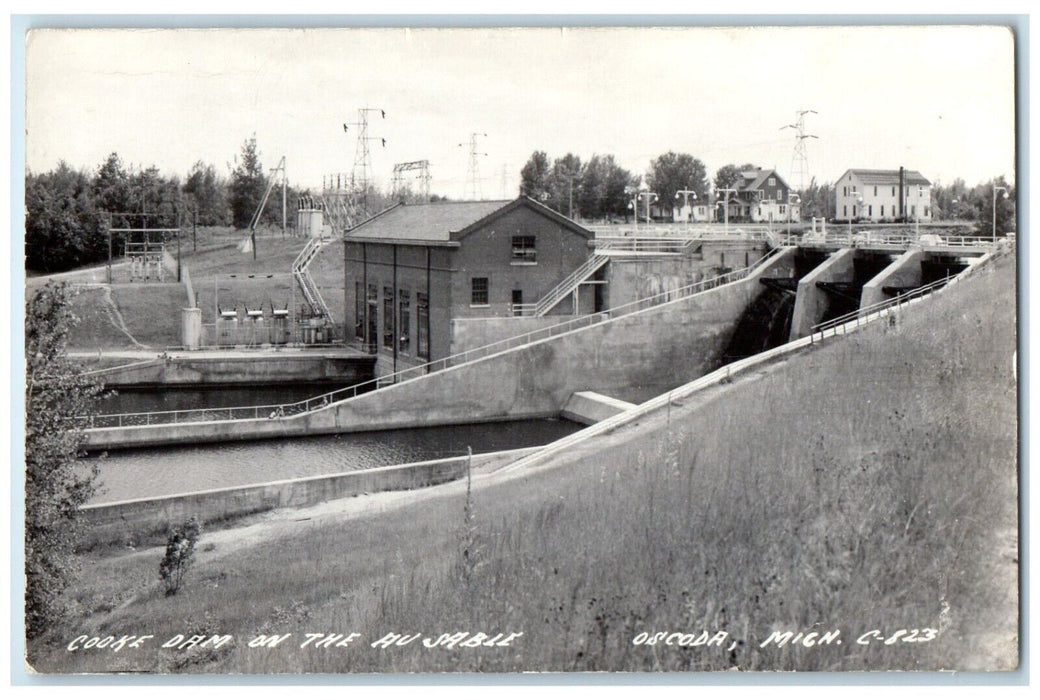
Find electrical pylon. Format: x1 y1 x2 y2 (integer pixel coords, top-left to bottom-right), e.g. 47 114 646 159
343 107 386 214
458 133 488 200
781 109 818 192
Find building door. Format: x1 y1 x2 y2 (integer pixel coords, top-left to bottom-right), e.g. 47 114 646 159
512 289 523 316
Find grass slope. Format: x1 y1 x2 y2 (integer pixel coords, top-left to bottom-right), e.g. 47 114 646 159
29 255 1017 674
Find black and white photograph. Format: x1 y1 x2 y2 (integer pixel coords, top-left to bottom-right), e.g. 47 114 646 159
15 19 1020 678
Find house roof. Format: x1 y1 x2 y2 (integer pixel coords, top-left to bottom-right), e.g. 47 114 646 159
345 196 594 245
844 169 932 186
727 168 790 198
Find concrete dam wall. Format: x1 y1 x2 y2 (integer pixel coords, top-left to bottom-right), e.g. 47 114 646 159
84 249 797 449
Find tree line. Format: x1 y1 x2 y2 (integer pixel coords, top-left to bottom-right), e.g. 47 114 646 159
25 138 303 274
519 150 1016 235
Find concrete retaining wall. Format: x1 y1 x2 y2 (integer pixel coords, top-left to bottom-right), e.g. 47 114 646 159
78 447 539 549
94 353 375 387
560 391 636 425
450 316 563 356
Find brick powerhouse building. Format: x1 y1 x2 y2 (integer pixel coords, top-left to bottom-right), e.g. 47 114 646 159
344 197 595 372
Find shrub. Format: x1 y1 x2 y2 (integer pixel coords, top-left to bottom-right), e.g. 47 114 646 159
159 517 202 596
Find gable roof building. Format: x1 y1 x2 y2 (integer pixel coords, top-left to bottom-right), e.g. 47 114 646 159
835 168 933 222
343 197 596 371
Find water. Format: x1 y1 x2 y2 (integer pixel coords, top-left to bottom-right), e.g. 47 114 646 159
86 419 581 505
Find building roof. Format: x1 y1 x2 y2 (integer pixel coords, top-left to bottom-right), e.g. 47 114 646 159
345 197 594 245
844 169 932 186
345 200 510 244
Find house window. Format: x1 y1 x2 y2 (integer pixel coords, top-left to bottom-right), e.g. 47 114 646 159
843 186 847 196
511 236 537 263
512 289 523 316
869 205 873 217
844 205 848 217
382 287 394 349
911 205 916 217
398 293 410 353
780 205 786 215
471 277 489 306
892 186 896 196
881 205 885 217
416 293 429 360
874 186 878 196
354 282 365 340
768 177 776 186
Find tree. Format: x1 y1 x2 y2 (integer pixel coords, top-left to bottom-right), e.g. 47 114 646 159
548 153 582 218
25 283 102 640
646 152 709 213
25 163 106 273
183 161 230 226
798 177 835 221
714 163 759 191
159 517 203 596
975 176 1016 237
519 151 551 202
229 137 268 229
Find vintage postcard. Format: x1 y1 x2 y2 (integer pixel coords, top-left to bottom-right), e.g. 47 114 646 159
18 22 1019 678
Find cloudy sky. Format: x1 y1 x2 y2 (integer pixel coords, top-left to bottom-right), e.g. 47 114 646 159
24 24 1016 199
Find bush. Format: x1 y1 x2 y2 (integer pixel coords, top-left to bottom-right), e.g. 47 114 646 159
159 517 202 596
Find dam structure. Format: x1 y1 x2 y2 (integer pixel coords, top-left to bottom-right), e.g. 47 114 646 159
83 231 999 451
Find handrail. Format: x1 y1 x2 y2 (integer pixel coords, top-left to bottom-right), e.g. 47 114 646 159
88 247 790 429
533 254 610 316
496 243 1003 477
810 275 953 334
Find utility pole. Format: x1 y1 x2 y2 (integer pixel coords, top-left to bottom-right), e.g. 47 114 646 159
781 109 818 193
459 133 488 200
344 108 387 215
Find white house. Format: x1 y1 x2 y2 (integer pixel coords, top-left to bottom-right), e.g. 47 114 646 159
718 168 801 224
835 168 932 223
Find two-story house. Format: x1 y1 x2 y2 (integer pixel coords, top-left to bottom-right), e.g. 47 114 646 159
835 168 932 223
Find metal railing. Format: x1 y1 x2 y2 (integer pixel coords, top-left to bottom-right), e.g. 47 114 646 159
809 275 955 337
292 237 335 325
88 247 789 430
532 254 610 316
495 244 1005 477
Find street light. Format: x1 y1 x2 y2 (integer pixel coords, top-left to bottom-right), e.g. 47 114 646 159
849 194 863 238
787 192 801 239
993 185 1009 241
716 188 737 237
675 189 698 234
636 190 658 228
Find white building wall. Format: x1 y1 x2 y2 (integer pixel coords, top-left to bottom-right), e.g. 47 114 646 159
835 172 932 222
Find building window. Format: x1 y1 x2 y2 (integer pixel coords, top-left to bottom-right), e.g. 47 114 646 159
881 205 885 217
768 177 776 186
844 205 848 218
511 236 537 263
416 293 429 360
892 187 896 196
911 205 916 217
868 205 873 217
382 287 394 349
843 186 847 196
780 205 786 215
398 293 410 353
471 277 489 306
354 282 365 340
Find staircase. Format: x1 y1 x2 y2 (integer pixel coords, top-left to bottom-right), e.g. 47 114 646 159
292 237 334 326
533 254 609 316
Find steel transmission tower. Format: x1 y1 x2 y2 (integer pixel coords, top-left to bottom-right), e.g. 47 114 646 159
344 107 386 213
781 109 818 192
459 133 488 200
392 160 432 201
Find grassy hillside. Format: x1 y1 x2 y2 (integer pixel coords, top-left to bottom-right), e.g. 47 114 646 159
28 254 1017 674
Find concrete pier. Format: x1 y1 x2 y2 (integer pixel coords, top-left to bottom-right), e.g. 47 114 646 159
860 249 925 309
789 248 856 340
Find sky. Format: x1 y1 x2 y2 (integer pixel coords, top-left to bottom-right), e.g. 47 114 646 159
24 24 1017 200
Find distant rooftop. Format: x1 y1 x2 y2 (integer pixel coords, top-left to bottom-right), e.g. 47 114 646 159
847 169 931 186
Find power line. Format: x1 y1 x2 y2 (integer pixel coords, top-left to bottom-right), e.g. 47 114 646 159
458 133 488 200
781 109 819 191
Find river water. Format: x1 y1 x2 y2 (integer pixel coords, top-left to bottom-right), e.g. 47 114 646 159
87 418 581 505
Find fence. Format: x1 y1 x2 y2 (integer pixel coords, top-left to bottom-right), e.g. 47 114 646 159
89 247 789 429
495 243 1009 477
